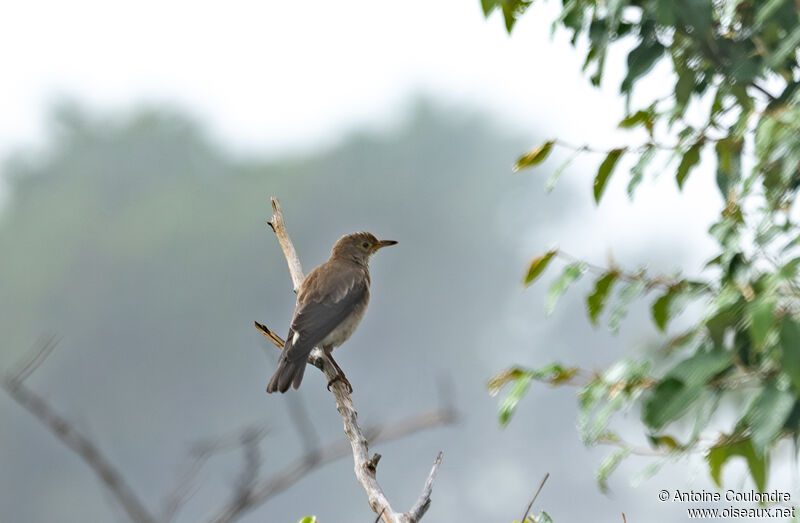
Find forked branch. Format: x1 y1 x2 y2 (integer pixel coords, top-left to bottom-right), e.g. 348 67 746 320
259 196 445 523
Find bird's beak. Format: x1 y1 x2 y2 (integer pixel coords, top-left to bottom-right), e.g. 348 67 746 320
374 239 398 251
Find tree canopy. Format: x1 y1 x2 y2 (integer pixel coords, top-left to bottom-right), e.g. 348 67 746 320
484 0 800 493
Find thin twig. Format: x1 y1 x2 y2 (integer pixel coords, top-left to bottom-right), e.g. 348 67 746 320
407 452 444 522
267 198 304 294
750 82 776 102
161 445 214 521
520 473 549 523
8 333 59 385
2 340 158 523
555 250 679 290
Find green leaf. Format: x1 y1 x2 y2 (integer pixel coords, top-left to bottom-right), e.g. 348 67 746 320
514 140 555 173
608 279 645 332
666 349 731 388
480 0 500 16
779 318 800 396
534 511 553 523
644 349 731 429
587 272 618 325
530 362 579 384
643 378 701 430
498 371 533 426
545 146 585 192
546 262 585 315
480 0 494 16
618 110 653 134
487 367 529 396
579 378 607 413
298 517 318 523
628 144 655 198
584 389 627 443
651 291 672 331
674 66 694 114
500 0 534 33
594 148 625 203
715 138 743 199
676 141 702 190
747 298 776 350
767 25 800 69
676 0 713 35
755 0 789 26
744 383 795 454
596 447 631 493
707 437 767 491
689 389 721 443
523 249 557 286
621 40 665 95
651 282 705 331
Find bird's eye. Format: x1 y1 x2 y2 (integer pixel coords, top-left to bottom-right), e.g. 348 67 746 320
362 242 369 248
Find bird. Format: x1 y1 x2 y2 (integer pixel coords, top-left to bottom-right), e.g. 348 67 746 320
266 232 397 393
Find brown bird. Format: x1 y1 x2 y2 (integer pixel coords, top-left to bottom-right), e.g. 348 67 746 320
266 232 397 393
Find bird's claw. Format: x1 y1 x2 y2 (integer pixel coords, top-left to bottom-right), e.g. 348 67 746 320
327 373 353 393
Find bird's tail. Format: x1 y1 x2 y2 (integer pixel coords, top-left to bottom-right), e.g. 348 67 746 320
266 354 307 393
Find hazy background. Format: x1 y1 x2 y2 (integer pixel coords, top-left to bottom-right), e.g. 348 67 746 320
0 1 755 522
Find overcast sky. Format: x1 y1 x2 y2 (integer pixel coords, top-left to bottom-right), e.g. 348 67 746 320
0 0 721 263
0 1 628 154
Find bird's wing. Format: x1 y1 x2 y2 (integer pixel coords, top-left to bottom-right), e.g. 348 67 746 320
281 264 368 363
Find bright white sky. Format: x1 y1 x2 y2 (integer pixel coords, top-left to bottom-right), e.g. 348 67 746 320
0 0 721 263
0 0 623 156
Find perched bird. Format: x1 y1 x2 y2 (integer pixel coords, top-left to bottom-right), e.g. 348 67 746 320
266 232 397 393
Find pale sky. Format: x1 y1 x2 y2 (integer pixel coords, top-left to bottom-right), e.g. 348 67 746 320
0 1 625 155
0 0 721 264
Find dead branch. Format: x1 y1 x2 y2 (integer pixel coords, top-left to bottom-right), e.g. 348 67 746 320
257 196 446 523
267 198 304 294
520 473 549 523
207 407 454 523
2 340 158 523
5 337 453 523
407 451 443 522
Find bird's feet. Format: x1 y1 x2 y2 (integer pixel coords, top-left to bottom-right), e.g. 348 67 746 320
327 372 353 394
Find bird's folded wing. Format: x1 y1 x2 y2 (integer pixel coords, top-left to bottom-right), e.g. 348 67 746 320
283 266 368 362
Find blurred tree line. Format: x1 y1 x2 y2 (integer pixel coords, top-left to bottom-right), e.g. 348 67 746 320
2 98 579 522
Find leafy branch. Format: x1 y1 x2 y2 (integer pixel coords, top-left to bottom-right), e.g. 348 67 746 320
483 0 800 493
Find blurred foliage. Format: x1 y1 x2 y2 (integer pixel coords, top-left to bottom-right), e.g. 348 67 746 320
484 0 800 492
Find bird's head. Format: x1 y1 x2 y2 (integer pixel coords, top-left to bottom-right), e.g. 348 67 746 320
331 232 397 263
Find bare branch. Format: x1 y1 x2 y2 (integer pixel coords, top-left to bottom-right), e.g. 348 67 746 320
162 423 270 522
7 333 59 385
520 473 549 523
267 197 304 294
2 340 157 523
207 408 454 523
216 428 264 519
407 452 443 522
254 197 447 523
161 446 211 522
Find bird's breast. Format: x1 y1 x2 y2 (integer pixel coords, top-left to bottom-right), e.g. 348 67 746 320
321 296 369 349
